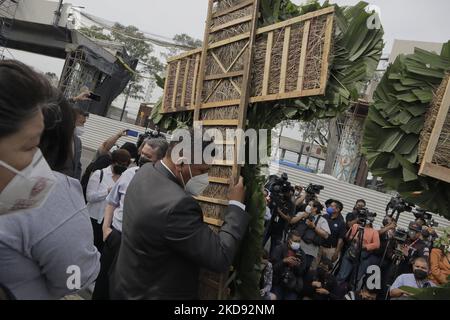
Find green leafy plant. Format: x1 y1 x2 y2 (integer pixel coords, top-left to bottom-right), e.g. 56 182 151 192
362 42 450 217
400 275 450 300
150 0 384 299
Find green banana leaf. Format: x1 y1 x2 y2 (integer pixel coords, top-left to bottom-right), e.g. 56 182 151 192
362 41 450 216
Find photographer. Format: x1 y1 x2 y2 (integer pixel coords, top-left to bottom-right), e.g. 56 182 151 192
396 222 429 276
343 199 365 233
302 257 339 300
271 230 307 300
319 200 346 266
415 217 438 250
376 216 397 297
336 210 380 287
264 176 296 255
290 201 330 273
390 257 436 299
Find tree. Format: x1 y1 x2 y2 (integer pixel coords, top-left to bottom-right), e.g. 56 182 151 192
110 23 164 100
78 24 165 101
164 33 203 59
78 25 112 41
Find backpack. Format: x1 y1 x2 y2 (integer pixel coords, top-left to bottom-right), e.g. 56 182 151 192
295 215 323 246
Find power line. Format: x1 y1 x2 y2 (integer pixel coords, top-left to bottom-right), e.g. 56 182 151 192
76 10 196 50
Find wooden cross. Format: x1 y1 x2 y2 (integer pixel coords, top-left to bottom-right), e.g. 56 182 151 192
161 0 334 299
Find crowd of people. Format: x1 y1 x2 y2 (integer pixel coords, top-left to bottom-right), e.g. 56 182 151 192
0 60 449 301
0 60 250 300
260 174 450 300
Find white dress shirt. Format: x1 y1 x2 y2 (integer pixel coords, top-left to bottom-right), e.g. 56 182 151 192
86 166 117 223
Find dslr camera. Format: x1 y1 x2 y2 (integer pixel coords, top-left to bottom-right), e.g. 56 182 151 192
413 208 438 227
393 228 408 243
265 173 294 218
356 207 377 226
385 195 413 221
137 127 165 149
305 183 324 196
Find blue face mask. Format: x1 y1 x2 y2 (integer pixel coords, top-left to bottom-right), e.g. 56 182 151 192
326 207 335 216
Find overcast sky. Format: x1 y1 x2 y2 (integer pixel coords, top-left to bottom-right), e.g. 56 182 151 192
7 0 450 87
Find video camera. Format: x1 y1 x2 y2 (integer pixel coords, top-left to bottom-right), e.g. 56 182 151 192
385 195 413 222
265 173 292 196
305 183 324 196
393 228 408 243
137 127 165 150
265 173 293 213
356 207 377 226
413 208 438 227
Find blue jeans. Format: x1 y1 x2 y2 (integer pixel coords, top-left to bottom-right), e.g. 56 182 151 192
337 249 379 287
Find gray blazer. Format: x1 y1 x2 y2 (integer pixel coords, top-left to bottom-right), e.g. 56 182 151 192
110 162 250 299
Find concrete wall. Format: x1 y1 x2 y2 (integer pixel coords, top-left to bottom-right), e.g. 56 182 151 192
389 39 443 63
14 0 72 27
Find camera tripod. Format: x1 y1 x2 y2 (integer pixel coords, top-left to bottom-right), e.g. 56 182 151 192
332 221 367 291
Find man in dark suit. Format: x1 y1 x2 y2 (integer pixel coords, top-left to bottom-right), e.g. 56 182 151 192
110 134 249 299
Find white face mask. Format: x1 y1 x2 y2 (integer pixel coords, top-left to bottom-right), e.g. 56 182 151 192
75 126 85 137
290 241 300 251
180 164 209 197
0 149 56 215
305 205 312 214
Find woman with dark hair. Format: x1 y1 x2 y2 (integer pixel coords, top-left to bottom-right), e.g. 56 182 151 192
39 91 76 173
0 60 100 300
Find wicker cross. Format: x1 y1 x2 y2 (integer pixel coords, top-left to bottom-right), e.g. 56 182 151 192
160 0 334 299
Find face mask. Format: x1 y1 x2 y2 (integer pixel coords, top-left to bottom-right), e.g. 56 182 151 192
138 156 152 167
112 165 128 175
414 269 428 280
181 165 209 197
290 241 300 251
326 207 335 216
75 126 85 137
409 231 417 239
305 205 312 214
0 149 56 215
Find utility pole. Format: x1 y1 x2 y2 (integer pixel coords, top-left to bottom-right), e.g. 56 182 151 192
120 83 132 122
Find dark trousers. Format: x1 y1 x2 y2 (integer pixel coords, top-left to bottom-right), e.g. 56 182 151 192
303 254 315 274
92 228 121 300
90 218 104 254
272 285 298 300
268 233 283 257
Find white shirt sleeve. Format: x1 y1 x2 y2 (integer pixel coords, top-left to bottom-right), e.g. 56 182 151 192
319 216 331 235
86 170 109 203
229 200 246 211
390 274 404 290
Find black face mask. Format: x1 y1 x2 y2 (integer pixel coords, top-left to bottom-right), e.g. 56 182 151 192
113 165 128 175
138 156 152 167
414 269 428 280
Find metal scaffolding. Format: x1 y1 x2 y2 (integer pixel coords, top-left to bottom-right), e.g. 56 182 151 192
58 48 103 99
0 0 19 60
